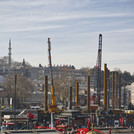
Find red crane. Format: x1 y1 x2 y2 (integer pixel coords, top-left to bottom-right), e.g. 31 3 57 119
96 34 102 106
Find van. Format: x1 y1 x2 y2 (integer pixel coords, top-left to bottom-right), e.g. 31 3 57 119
114 120 119 127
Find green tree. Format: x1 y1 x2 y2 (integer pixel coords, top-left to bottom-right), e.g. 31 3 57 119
122 71 134 85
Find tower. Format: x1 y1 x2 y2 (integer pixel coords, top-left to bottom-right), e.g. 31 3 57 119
22 58 25 69
22 58 26 75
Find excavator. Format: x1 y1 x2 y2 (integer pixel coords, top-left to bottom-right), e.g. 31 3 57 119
47 38 62 113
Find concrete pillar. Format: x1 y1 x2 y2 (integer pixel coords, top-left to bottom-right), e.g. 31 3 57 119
76 81 79 107
44 76 48 112
69 87 72 110
115 72 118 108
112 72 115 109
107 69 110 110
87 76 90 113
119 74 121 109
104 64 107 111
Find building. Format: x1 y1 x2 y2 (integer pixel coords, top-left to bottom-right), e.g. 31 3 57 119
125 83 134 106
44 65 96 90
131 90 134 105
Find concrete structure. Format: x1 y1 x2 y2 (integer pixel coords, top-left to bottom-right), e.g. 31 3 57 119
4 114 28 122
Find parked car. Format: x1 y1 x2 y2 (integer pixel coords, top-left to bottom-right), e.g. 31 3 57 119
31 106 40 109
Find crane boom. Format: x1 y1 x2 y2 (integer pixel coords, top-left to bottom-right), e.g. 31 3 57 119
48 38 56 107
96 34 102 69
96 34 102 106
48 38 54 88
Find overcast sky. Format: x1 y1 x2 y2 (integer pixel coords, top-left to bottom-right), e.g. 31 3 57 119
0 0 134 74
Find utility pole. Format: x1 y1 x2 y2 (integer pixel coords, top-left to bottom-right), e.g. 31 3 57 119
87 76 90 113
104 64 107 112
76 81 79 108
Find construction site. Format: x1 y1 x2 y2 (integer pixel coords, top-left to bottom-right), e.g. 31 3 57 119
1 35 134 134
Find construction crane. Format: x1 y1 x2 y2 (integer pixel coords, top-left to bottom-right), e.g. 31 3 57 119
96 34 102 106
47 38 61 113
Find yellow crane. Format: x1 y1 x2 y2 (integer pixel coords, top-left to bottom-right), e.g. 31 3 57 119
47 38 61 113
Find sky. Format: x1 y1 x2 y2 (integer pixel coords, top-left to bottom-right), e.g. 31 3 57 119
0 0 134 74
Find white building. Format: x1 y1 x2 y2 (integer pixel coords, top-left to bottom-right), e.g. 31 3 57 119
126 82 134 105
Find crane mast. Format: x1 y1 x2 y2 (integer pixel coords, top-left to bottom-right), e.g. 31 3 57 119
97 34 102 69
47 38 62 113
96 34 102 106
48 38 56 108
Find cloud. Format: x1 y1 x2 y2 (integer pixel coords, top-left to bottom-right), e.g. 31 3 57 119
0 0 60 7
0 11 132 34
1 12 128 24
0 0 134 74
117 0 132 2
2 25 65 32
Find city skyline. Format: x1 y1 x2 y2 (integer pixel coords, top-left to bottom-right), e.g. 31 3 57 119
0 0 134 74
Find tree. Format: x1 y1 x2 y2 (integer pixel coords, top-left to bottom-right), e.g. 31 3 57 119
80 67 91 75
113 68 122 74
4 74 34 108
0 56 31 72
53 67 76 106
122 71 134 86
128 102 134 110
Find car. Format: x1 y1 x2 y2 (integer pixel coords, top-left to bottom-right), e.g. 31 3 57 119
3 107 10 111
31 106 40 109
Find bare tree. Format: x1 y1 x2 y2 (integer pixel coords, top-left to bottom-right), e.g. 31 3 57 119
4 74 34 107
80 67 91 75
53 67 76 106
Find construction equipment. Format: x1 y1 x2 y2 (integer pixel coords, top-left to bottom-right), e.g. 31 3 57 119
47 38 61 113
96 34 102 106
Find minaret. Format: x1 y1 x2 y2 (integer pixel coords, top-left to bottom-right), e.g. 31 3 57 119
22 58 26 75
8 39 12 72
22 58 25 69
